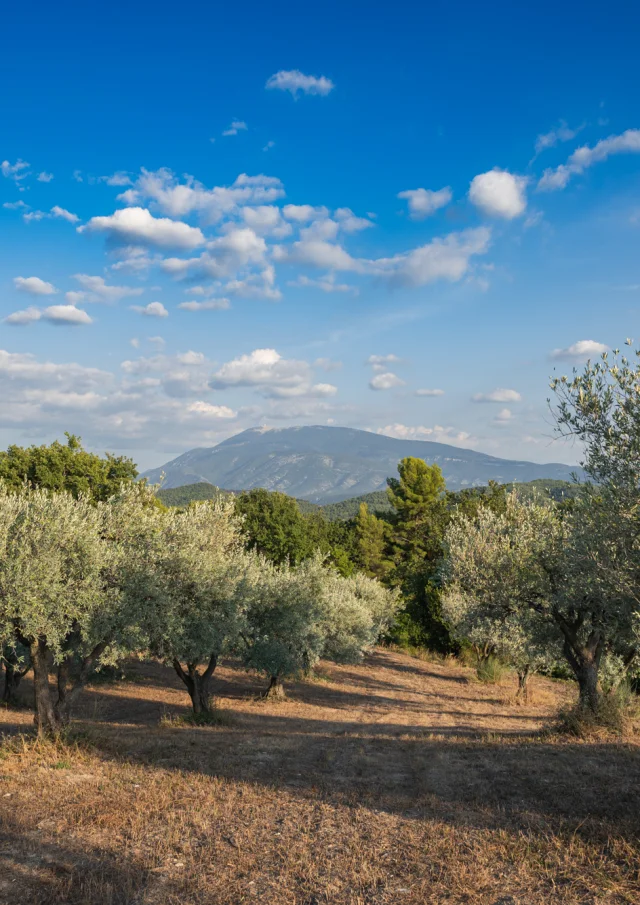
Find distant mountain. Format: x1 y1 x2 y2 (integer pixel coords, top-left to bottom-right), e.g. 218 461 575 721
142 426 582 505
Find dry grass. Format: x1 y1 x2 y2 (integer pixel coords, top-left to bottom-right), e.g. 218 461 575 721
0 649 638 904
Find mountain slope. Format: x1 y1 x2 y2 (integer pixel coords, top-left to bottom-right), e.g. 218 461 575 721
143 426 581 504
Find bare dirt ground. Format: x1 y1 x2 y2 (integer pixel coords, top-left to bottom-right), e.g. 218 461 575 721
0 649 638 904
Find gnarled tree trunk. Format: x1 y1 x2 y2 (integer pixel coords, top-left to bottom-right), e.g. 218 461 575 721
516 664 530 702
173 654 218 714
264 675 286 700
30 639 63 735
2 652 30 704
558 619 603 713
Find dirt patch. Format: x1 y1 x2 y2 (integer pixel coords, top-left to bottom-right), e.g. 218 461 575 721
0 649 638 904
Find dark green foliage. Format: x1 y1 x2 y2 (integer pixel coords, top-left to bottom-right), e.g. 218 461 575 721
320 491 393 521
0 434 137 502
235 489 318 566
354 503 392 579
156 483 230 507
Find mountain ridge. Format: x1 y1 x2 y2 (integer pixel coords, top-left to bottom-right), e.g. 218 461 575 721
142 426 582 504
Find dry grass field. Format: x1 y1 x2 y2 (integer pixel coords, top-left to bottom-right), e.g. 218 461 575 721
0 649 638 904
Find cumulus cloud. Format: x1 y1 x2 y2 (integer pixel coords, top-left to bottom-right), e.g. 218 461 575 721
282 204 329 222
469 169 527 219
120 169 284 223
67 274 144 304
265 70 335 98
314 358 342 372
1 159 30 181
50 205 79 223
367 354 401 373
549 340 609 360
287 274 357 293
5 305 92 326
131 302 169 318
374 227 491 287
369 372 405 391
538 129 640 191
276 238 362 272
376 423 475 446
79 206 205 250
37 172 54 182
162 228 269 284
222 120 248 136
493 407 513 425
333 208 374 233
178 298 231 311
241 205 292 237
534 121 583 156
472 388 522 403
415 388 445 396
185 401 236 419
397 187 452 219
210 348 335 399
14 276 57 296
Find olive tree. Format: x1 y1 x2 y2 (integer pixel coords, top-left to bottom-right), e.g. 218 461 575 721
0 483 163 734
549 344 640 704
148 501 246 715
241 555 399 698
442 585 560 700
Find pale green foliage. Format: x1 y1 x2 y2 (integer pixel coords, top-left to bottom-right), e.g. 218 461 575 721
242 554 399 681
0 484 106 662
150 501 246 666
442 494 565 677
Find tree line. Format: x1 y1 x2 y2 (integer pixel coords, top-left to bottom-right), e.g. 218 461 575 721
1 344 639 728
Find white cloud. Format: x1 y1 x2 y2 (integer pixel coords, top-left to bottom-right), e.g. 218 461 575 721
100 172 133 186
130 338 140 348
265 70 335 98
162 227 269 282
223 120 248 136
14 276 57 296
79 206 205 250
549 340 609 360
263 141 275 152
288 274 357 293
534 121 583 156
177 351 206 365
472 388 522 403
3 200 29 211
374 227 491 287
131 302 169 318
415 388 445 396
469 169 527 219
4 307 43 325
178 298 231 311
241 205 292 237
376 423 475 446
1 159 30 181
282 204 329 222
210 348 332 399
5 305 92 326
538 129 640 191
397 187 452 219
186 401 236 419
43 305 93 325
37 172 54 182
121 169 284 223
367 354 401 373
277 238 361 272
369 371 405 391
333 208 374 233
50 205 80 223
67 274 144 304
493 407 513 425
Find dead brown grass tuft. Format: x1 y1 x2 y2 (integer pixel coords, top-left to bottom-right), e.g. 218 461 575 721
0 649 638 904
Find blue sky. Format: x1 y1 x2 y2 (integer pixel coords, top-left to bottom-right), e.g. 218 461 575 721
1 0 639 471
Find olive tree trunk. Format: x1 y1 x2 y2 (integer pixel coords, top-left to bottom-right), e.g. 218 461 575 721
558 620 603 712
28 637 108 735
172 654 218 714
516 664 530 702
2 654 30 704
264 675 286 700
